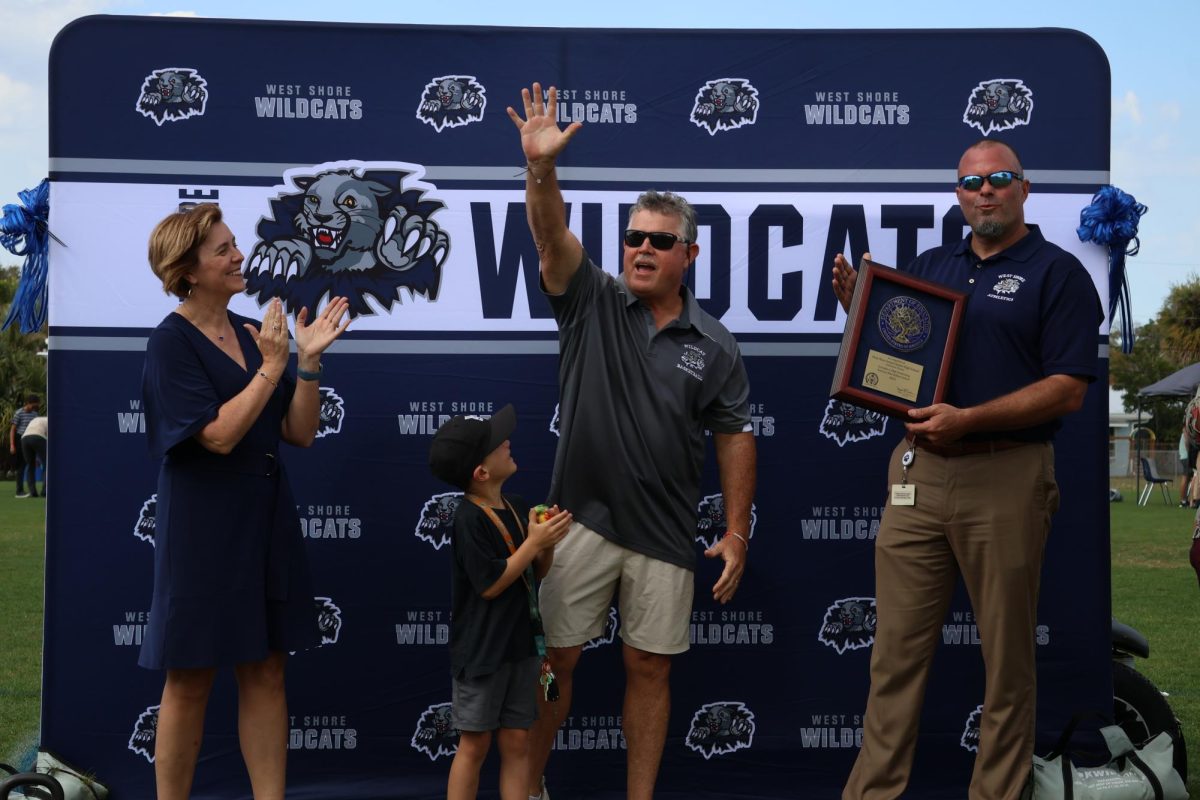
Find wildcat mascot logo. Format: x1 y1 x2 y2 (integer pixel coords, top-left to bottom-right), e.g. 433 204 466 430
694 493 758 550
316 387 345 439
583 606 620 651
416 492 462 550
818 597 877 655
962 78 1034 135
819 399 888 447
135 67 208 125
134 494 157 545
290 596 343 656
129 705 160 763
685 701 756 759
961 704 984 752
412 702 459 760
690 78 759 135
416 75 487 132
315 597 343 646
244 162 450 318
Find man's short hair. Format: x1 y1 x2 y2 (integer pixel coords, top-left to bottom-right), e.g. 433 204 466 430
25 394 40 405
628 191 698 244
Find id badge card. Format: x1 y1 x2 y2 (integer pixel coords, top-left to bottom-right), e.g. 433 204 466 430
891 483 916 506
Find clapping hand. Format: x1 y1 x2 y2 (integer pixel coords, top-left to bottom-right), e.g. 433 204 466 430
295 296 351 359
245 298 290 375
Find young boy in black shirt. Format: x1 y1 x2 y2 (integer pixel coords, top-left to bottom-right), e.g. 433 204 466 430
429 404 573 800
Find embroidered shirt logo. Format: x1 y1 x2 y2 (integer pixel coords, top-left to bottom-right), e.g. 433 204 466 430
987 273 1025 303
677 343 707 380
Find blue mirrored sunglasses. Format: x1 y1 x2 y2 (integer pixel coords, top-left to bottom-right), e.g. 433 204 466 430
957 171 1024 191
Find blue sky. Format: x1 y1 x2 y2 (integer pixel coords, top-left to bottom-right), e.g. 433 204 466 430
0 0 1195 327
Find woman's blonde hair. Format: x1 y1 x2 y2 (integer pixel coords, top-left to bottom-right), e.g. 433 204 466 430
147 204 224 299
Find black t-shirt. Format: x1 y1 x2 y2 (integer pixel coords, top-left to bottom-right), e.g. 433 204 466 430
449 495 536 679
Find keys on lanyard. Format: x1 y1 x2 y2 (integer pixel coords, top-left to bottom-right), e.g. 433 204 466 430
540 658 559 702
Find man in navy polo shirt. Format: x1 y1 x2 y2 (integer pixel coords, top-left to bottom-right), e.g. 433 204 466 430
831 139 1102 800
507 83 757 800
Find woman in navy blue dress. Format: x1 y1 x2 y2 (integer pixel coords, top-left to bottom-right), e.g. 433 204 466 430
140 204 350 800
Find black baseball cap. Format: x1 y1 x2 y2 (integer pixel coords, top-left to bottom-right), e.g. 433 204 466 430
428 404 517 490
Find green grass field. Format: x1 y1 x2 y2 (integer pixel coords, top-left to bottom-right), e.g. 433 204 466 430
0 485 46 772
1 479 1196 794
1109 475 1199 795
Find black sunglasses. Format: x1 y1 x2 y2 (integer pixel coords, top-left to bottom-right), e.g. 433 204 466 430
624 229 690 250
957 171 1024 191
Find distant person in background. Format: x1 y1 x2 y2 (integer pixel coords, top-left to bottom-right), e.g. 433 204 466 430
9 394 40 498
20 413 47 498
1184 398 1200 510
1192 512 1200 589
1177 430 1197 508
140 203 350 800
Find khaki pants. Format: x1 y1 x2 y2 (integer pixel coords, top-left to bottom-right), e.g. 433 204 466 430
843 440 1059 800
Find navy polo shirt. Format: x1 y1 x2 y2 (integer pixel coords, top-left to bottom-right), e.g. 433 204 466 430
545 254 752 570
905 225 1102 442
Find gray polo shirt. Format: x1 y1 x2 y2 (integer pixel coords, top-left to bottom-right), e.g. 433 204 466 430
546 254 752 570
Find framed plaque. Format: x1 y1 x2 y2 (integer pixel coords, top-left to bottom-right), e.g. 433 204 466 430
830 259 966 418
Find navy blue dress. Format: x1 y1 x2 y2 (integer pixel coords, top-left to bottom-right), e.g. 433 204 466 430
138 310 319 670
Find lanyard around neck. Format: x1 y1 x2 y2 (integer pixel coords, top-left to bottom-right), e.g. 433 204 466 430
465 494 537 602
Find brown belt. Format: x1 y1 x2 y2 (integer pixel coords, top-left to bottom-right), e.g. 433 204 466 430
905 433 1032 458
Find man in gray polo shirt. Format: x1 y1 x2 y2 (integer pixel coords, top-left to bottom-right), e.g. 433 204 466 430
508 83 757 800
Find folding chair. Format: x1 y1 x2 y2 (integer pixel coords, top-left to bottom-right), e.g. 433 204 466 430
1138 458 1173 506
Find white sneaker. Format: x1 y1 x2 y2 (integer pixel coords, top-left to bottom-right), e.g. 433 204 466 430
15 493 30 498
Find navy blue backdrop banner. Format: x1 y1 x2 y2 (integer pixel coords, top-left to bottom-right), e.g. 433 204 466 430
44 16 1112 799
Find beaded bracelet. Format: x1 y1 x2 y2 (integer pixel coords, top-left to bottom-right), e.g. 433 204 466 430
258 370 278 388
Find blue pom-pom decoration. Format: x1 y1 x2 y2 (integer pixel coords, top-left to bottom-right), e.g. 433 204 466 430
1 179 60 334
1077 185 1147 354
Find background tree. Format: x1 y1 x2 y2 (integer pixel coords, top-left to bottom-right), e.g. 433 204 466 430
0 266 48 474
1155 280 1200 366
1110 276 1200 443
